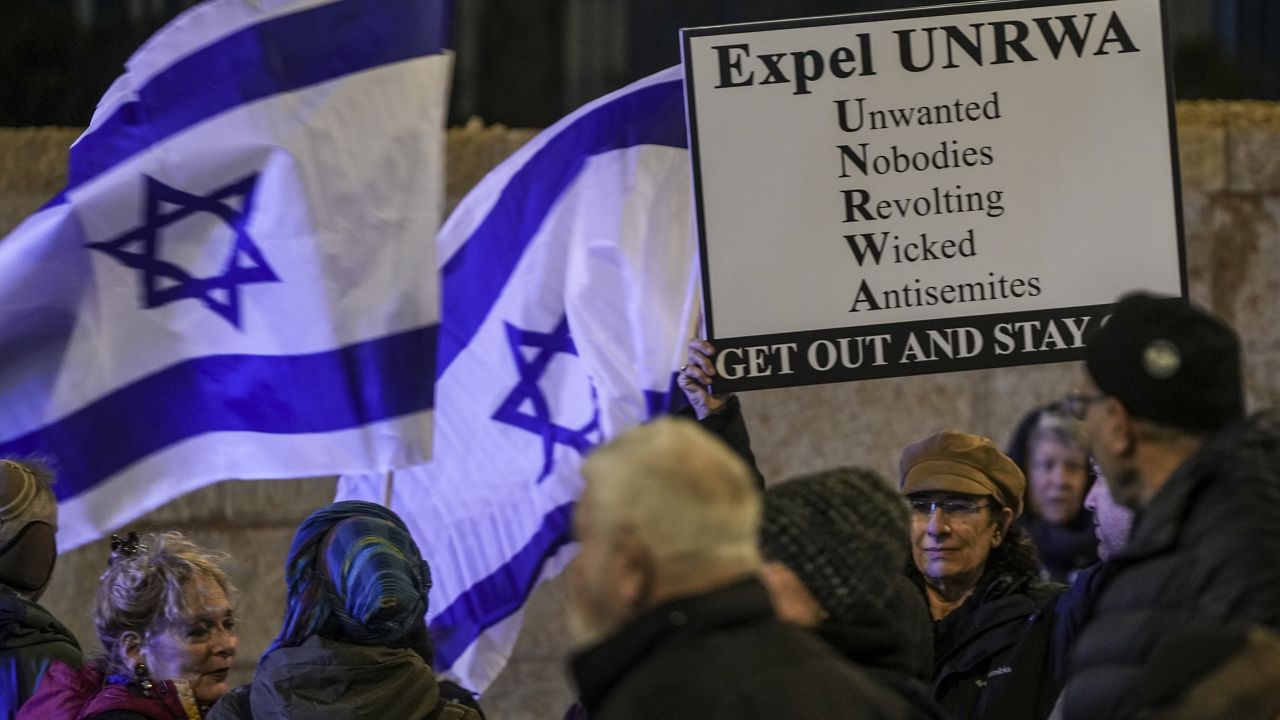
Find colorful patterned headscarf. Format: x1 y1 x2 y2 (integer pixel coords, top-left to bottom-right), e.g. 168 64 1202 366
268 501 432 655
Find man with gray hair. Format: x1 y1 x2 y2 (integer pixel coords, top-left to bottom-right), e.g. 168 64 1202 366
566 418 908 719
0 459 81 716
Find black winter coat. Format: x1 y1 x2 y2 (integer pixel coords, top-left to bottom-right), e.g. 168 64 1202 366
816 612 950 720
0 589 81 719
1061 411 1280 720
570 578 912 720
922 568 1062 720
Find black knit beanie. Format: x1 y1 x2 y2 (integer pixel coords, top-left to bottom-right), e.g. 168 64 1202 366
1085 292 1244 432
760 467 910 623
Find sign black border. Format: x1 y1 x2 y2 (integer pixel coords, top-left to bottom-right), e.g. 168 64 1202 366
680 0 1186 391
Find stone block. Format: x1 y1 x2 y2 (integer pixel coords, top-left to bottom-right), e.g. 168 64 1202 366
0 127 79 195
501 573 572 661
1198 195 1280 347
445 121 538 215
1244 352 1280 411
744 372 972 485
142 477 339 527
482 659 576 720
0 193 57 236
1229 124 1280 193
1180 190 1214 305
1176 123 1226 193
968 362 1081 445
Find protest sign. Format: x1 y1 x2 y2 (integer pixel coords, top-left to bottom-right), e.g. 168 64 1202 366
682 0 1183 391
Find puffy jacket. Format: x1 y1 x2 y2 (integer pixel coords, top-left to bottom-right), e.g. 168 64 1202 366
0 590 82 718
1062 411 1280 719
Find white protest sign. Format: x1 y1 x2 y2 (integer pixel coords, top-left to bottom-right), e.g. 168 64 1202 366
682 0 1183 391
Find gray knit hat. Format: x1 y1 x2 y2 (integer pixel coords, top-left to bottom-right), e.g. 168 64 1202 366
760 467 910 623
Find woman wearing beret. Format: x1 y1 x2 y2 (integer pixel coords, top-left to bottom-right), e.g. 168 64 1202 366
899 430 1063 720
678 344 1063 720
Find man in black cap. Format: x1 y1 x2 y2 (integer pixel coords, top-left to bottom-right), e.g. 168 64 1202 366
1058 292 1280 720
0 459 81 716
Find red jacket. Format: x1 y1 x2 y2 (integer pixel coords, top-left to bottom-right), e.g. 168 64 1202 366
17 660 199 720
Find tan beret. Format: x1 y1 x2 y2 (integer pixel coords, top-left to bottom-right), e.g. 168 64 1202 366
898 430 1026 518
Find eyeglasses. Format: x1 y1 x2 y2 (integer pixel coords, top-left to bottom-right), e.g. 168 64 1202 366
1062 390 1108 420
908 497 992 516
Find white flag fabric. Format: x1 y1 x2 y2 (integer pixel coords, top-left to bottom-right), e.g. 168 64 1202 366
337 66 697 692
0 0 451 551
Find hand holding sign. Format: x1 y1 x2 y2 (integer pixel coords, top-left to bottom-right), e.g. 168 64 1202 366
678 338 733 419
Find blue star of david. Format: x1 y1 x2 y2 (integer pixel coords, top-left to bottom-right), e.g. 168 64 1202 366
87 173 279 328
492 316 601 483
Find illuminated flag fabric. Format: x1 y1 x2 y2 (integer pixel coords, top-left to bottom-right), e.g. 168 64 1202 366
337 66 697 691
0 0 451 551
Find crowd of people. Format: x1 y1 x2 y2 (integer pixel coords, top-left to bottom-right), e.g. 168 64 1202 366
1 494 483 719
1 292 1278 719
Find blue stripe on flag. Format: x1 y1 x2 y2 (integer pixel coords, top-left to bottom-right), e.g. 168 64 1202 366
430 502 575 668
437 79 688 377
67 0 449 193
0 325 437 501
646 372 687 418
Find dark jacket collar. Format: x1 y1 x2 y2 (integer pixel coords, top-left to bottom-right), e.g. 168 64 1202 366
917 566 1055 671
816 603 917 679
0 586 79 652
249 636 440 720
1122 411 1280 560
569 576 770 712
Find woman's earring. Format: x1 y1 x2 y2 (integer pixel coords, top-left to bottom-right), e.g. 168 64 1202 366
133 662 155 697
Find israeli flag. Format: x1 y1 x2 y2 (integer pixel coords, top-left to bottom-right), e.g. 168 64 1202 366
0 0 452 551
338 66 696 691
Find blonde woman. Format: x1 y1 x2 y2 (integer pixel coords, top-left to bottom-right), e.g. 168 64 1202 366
19 532 237 719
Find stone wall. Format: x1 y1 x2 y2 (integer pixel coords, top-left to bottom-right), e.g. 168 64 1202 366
3 101 1278 718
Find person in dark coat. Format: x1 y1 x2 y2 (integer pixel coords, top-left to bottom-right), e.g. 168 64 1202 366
1006 405 1099 583
1135 624 1280 720
206 501 480 720
1058 292 1280 720
568 418 912 720
758 467 946 719
900 430 1063 720
0 459 81 718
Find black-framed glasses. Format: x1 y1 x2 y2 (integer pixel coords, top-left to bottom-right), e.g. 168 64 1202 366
908 497 992 517
1063 391 1107 420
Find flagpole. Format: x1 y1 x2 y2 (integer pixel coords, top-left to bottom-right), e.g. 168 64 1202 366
383 469 394 507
